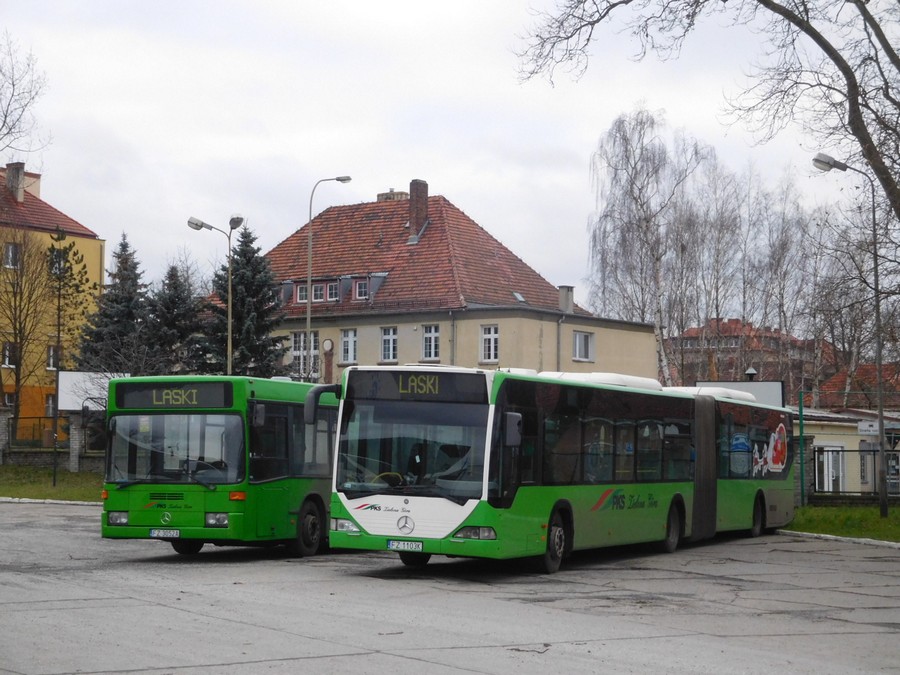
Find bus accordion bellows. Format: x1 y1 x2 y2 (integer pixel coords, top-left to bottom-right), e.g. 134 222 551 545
102 376 337 556
308 365 794 573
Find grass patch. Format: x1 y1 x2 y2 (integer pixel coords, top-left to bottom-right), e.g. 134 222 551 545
0 466 103 502
782 505 900 543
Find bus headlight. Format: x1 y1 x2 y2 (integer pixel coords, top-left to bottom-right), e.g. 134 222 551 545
453 526 497 540
107 511 128 526
205 512 229 528
331 518 361 533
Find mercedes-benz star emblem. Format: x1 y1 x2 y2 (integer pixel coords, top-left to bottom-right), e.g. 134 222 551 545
160 512 172 525
397 515 415 535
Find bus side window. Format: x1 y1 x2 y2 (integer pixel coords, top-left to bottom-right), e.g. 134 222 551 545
583 418 613 484
615 422 635 482
250 404 289 481
543 413 581 485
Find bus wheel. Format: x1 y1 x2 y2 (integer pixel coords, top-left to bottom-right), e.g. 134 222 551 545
749 496 765 538
171 540 203 555
540 510 566 574
292 501 325 557
399 552 431 567
658 503 681 554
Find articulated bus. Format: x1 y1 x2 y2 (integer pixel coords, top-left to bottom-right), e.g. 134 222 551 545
102 376 337 556
308 365 794 573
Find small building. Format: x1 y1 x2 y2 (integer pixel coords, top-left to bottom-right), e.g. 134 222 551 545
0 162 105 428
266 179 656 382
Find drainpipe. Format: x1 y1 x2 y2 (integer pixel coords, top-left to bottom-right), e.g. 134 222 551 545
557 315 565 372
449 310 456 365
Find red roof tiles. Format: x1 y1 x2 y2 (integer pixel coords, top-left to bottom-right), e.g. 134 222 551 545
266 181 584 319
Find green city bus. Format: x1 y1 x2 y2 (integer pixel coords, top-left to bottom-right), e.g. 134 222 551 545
309 365 794 573
102 376 337 556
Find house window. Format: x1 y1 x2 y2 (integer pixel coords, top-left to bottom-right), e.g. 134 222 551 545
49 248 68 276
327 282 339 301
381 327 398 362
3 242 20 269
45 394 56 417
291 331 319 380
47 344 60 370
296 285 308 303
573 331 594 361
3 392 15 407
341 329 358 364
355 280 368 300
423 324 440 360
2 342 18 368
313 284 325 302
481 325 499 363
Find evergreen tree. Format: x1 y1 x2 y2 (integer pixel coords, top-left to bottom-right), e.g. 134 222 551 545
204 226 286 376
145 264 207 374
76 233 152 375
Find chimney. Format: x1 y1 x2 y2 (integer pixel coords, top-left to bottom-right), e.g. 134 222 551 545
558 285 574 314
407 179 428 243
6 162 25 203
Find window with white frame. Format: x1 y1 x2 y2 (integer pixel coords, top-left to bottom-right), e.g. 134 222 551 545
355 280 368 300
296 285 308 303
313 283 325 302
341 328 358 364
291 330 319 380
3 242 20 269
3 392 15 407
381 327 398 362
2 342 17 368
423 324 440 360
45 394 56 417
327 281 339 301
573 331 595 361
47 344 59 370
481 325 499 362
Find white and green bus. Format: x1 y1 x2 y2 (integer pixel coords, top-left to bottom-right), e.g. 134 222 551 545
307 366 794 573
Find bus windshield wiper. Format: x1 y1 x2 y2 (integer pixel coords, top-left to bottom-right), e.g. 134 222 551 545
114 475 167 489
188 474 217 490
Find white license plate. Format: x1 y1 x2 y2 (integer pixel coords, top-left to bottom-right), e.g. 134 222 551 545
150 529 180 538
388 540 423 552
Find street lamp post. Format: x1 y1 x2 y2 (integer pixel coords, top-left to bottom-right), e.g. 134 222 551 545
306 176 351 381
50 226 66 487
813 151 889 517
187 214 244 375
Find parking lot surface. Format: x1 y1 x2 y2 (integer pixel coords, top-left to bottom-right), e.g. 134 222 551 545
1 500 899 674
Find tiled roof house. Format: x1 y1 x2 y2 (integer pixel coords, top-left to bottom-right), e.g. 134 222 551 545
0 162 105 426
266 179 656 383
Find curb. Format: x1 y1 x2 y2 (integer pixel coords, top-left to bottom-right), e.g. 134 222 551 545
0 497 102 507
777 528 900 549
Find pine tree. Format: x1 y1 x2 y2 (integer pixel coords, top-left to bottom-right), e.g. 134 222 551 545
76 234 152 375
205 226 286 376
145 264 207 374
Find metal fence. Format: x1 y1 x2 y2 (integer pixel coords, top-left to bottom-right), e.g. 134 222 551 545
809 446 900 497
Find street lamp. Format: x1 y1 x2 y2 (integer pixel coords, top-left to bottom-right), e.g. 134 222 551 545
305 176 351 381
50 226 66 487
187 214 244 375
813 151 889 517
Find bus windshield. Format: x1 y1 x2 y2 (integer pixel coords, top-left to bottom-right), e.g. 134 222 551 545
336 398 489 502
107 413 245 486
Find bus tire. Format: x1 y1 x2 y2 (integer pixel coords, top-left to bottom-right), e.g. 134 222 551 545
540 510 566 574
749 495 765 538
658 503 681 554
291 500 325 557
171 540 203 555
399 552 431 567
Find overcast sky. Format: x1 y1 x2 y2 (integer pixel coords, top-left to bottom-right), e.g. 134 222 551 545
8 2 840 307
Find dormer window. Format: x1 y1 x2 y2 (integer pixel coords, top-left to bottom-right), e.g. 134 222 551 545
312 283 325 302
327 282 339 301
355 280 368 300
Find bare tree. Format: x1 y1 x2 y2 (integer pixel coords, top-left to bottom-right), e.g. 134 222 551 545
587 107 705 383
0 31 48 155
519 0 900 222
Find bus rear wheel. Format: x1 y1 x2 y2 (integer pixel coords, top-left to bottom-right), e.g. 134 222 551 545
539 510 566 574
749 496 765 538
171 540 203 555
399 552 431 567
289 500 325 557
658 503 681 554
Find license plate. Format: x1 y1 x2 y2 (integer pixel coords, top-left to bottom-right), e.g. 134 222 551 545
150 529 180 538
388 540 423 552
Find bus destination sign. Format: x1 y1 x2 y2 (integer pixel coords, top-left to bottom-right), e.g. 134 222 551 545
116 382 233 409
348 370 488 404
